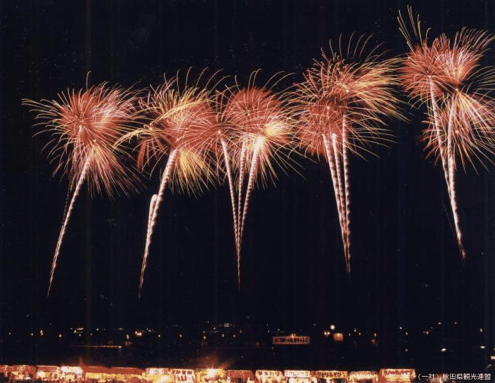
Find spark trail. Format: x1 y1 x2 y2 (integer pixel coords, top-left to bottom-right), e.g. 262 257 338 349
139 148 178 297
48 154 92 296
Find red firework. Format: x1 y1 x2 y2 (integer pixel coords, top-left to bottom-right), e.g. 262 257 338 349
127 73 220 297
291 35 400 272
218 72 293 287
23 83 139 295
399 6 495 259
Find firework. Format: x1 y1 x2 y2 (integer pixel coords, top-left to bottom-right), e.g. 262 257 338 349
126 73 220 297
291 35 400 272
218 71 293 287
399 7 495 259
23 83 139 295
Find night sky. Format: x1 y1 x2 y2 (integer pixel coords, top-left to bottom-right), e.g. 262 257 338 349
1 0 495 368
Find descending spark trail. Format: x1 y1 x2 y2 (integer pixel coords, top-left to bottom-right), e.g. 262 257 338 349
322 133 348 269
428 79 466 257
219 137 241 282
236 139 248 276
342 117 352 271
238 137 264 263
331 132 348 267
400 7 495 259
48 154 92 296
446 102 466 258
139 149 178 297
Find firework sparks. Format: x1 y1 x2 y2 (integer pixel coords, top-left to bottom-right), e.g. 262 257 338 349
399 7 495 259
23 83 139 295
127 74 219 297
218 72 293 287
291 35 400 272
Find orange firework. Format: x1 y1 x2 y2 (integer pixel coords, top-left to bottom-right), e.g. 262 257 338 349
23 83 139 295
125 72 220 297
399 7 495 259
218 71 293 287
291 35 400 272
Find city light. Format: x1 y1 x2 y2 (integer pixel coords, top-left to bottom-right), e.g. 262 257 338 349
333 333 344 342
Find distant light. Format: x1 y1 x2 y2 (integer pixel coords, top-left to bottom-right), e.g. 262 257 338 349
399 327 403 330
491 355 495 360
239 329 243 334
126 334 130 340
405 332 409 336
454 322 458 325
480 328 484 333
437 322 442 326
58 334 62 339
358 332 362 337
203 335 207 340
222 333 225 338
323 331 330 337
8 332 12 336
233 334 236 338
157 334 161 338
179 334 183 338
405 348 409 352
40 330 44 336
373 333 377 338
333 333 344 342
441 348 447 352
330 324 336 331
135 330 143 337
354 328 358 333
30 333 34 337
480 346 486 349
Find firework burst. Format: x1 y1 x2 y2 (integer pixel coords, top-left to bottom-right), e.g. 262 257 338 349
291 35 400 272
23 83 139 296
125 72 220 297
399 7 495 259
218 71 293 287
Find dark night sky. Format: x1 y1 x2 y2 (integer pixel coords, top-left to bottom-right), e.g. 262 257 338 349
1 0 494 362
